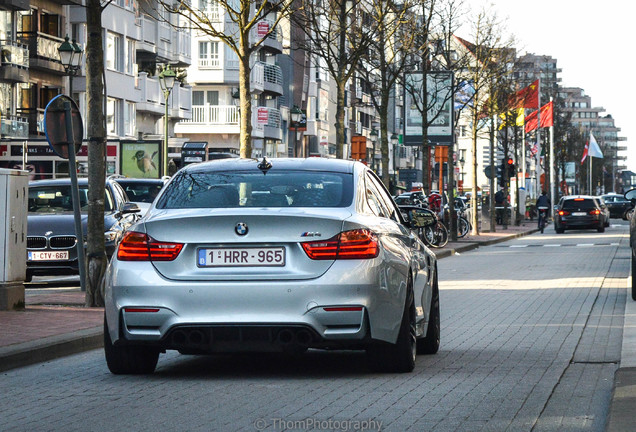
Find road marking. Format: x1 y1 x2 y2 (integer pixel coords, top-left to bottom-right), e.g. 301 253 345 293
496 243 619 248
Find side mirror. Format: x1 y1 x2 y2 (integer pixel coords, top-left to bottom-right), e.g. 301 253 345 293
121 202 141 214
625 188 636 203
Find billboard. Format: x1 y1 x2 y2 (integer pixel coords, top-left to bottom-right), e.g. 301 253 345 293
404 71 454 146
120 140 161 179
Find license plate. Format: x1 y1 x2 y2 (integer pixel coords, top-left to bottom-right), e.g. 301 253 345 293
198 247 285 267
572 212 587 216
28 251 69 261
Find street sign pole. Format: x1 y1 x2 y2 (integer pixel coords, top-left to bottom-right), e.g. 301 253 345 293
44 95 85 292
64 101 86 292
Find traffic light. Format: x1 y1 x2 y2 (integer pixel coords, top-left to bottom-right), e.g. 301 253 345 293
507 158 515 178
498 160 506 186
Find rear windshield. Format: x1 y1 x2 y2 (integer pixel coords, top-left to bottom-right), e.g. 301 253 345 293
155 170 353 209
562 199 597 210
28 185 114 213
118 182 163 203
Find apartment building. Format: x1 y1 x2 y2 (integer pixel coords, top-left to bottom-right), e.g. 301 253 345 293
174 0 285 158
560 86 626 192
1 0 192 178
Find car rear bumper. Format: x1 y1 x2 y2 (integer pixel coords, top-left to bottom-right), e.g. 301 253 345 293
104 259 408 351
557 216 602 229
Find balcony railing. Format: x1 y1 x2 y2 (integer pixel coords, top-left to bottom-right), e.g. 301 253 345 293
0 40 29 68
18 32 64 63
183 105 239 125
0 115 29 138
263 63 283 87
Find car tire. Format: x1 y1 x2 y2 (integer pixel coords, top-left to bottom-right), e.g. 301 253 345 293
104 316 159 374
632 254 636 301
555 226 564 234
417 268 440 355
25 271 32 283
597 224 605 233
367 285 416 373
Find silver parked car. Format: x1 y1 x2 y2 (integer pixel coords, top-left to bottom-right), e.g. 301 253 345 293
104 158 440 374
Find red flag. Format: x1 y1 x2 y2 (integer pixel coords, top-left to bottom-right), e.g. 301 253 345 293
524 102 553 133
525 109 538 133
581 140 589 164
540 101 553 128
511 79 539 109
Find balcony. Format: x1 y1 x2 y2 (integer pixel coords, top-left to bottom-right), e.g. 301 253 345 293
0 115 29 139
251 19 283 54
0 0 29 11
137 14 191 65
175 105 239 135
251 62 283 96
253 106 282 141
16 108 45 136
0 40 29 82
136 72 192 119
17 32 65 74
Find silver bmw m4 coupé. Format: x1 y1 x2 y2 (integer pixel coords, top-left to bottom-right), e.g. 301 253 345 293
104 158 440 374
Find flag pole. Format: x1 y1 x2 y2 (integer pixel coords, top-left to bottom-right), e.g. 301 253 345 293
537 78 541 199
589 156 592 195
549 97 555 216
522 117 526 195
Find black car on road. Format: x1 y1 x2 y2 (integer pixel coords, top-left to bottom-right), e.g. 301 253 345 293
554 195 606 234
26 178 140 281
601 193 634 219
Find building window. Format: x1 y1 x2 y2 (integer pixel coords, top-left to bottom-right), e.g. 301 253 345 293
106 32 123 72
126 38 135 75
124 101 135 137
199 0 220 20
198 41 219 67
107 97 121 136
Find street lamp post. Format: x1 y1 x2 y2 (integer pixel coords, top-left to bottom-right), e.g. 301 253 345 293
290 105 302 157
57 35 85 292
459 157 465 193
57 35 83 98
159 65 176 177
370 128 378 171
391 133 399 186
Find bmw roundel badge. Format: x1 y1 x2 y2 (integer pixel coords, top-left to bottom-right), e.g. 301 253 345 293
235 222 248 236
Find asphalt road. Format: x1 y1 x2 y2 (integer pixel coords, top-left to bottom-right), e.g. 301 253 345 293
1 221 629 432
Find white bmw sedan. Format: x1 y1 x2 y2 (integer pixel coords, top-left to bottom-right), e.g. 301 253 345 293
104 158 440 374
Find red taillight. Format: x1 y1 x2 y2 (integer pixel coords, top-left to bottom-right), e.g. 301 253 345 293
589 209 601 215
124 308 160 313
117 231 183 261
302 229 379 260
323 306 364 312
558 210 570 216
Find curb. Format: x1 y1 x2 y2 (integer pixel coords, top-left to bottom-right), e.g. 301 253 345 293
0 326 102 373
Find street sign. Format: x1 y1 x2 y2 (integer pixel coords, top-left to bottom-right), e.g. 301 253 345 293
43 95 83 159
42 94 86 292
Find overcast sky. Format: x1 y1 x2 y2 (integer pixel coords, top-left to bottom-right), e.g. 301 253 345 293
462 0 636 170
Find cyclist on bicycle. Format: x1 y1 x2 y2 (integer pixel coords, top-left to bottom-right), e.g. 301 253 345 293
536 191 551 228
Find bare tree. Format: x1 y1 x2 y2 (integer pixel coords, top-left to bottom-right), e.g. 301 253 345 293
357 0 416 187
293 0 376 159
455 8 514 235
162 0 294 158
84 0 112 306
